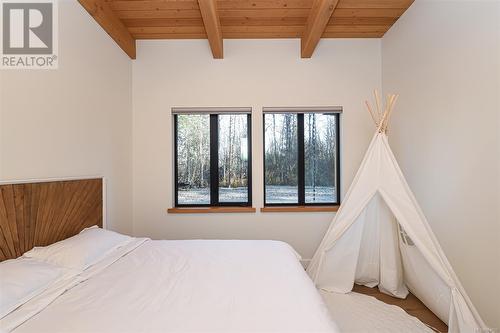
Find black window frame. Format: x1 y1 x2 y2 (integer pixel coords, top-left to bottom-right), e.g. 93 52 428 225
262 112 340 207
174 113 252 208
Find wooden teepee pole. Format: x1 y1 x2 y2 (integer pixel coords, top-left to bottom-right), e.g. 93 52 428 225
365 91 399 132
377 108 389 133
374 90 382 119
383 94 398 132
377 94 393 133
365 100 379 127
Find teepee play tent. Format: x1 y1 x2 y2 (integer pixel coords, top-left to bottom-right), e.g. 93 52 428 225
307 92 487 332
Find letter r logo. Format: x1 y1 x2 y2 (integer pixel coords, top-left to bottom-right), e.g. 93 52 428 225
2 3 53 54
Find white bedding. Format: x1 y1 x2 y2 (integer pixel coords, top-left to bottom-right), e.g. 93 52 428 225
1 239 338 333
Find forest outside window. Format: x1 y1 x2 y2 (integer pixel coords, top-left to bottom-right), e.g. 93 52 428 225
263 107 341 206
173 108 252 207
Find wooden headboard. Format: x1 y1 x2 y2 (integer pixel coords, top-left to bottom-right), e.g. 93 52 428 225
0 178 103 261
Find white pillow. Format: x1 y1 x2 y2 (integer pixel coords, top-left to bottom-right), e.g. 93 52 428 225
23 226 132 271
0 258 64 318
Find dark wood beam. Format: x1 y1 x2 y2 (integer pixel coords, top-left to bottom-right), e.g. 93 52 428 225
197 0 223 59
78 0 136 59
301 0 339 58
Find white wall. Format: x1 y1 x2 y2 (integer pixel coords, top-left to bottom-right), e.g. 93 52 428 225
382 0 500 328
132 39 382 259
0 0 133 234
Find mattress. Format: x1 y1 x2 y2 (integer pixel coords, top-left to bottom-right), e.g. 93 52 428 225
1 239 338 333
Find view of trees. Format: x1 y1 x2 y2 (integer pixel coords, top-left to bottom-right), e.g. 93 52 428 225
264 114 298 185
264 114 298 203
177 114 211 204
218 114 249 202
176 114 249 204
264 113 338 204
177 113 337 205
305 113 337 203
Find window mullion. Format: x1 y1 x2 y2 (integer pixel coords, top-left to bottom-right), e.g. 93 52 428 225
335 113 341 205
209 115 219 205
174 115 179 207
297 114 305 205
247 114 252 206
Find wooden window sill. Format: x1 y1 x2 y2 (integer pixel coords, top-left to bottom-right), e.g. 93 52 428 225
260 206 339 213
167 207 256 214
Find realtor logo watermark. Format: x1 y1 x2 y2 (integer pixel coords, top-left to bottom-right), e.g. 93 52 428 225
1 0 58 69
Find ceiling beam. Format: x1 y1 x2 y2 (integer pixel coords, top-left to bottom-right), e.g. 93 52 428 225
197 0 224 59
78 0 136 59
301 0 339 58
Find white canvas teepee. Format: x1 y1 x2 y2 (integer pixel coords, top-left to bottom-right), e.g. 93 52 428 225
307 92 487 333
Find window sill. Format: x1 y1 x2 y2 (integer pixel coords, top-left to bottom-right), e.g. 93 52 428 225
167 207 256 214
260 205 339 213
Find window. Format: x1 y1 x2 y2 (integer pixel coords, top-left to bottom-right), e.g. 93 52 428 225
174 108 252 207
263 108 340 206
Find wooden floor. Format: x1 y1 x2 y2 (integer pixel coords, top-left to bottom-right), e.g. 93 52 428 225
353 284 448 333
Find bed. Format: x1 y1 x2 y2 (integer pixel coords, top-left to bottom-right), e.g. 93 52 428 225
0 179 338 333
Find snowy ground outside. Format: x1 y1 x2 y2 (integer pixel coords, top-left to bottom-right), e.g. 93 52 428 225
178 186 336 204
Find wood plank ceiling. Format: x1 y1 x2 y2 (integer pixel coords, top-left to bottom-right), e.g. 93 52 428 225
78 0 414 59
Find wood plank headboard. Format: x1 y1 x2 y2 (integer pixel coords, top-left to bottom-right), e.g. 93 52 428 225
0 178 103 261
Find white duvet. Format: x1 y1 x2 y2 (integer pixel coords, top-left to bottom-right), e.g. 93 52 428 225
1 239 338 333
